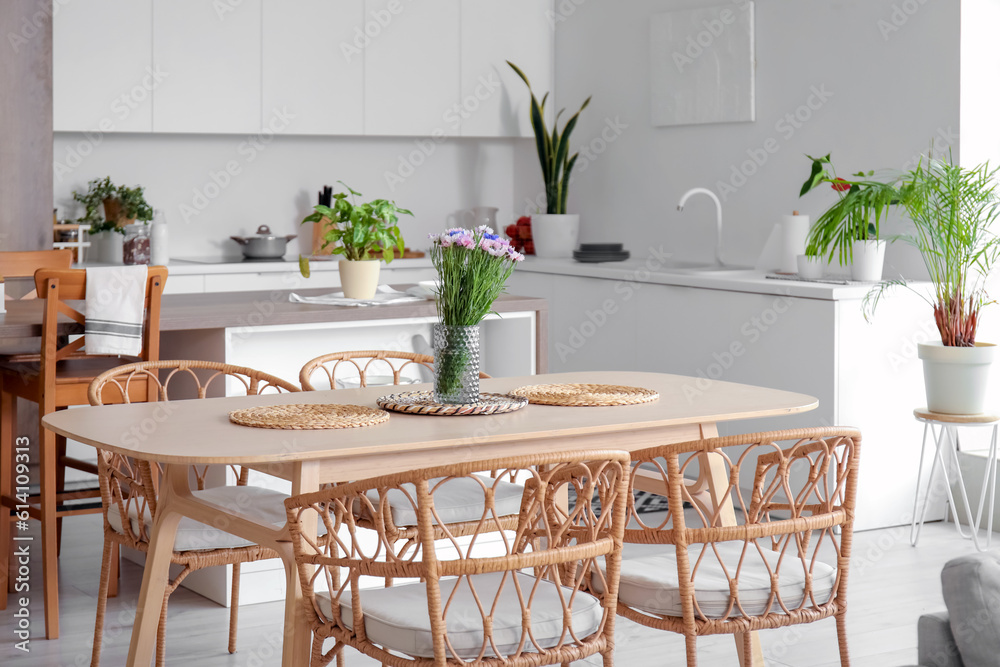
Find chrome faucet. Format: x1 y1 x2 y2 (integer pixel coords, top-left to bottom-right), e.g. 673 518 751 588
677 188 724 266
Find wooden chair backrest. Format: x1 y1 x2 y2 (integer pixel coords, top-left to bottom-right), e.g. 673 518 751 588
299 349 491 391
33 267 167 395
0 250 73 300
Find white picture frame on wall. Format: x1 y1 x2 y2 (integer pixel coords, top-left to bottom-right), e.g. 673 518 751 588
650 2 756 127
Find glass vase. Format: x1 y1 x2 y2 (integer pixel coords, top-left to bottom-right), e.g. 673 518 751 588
433 323 481 404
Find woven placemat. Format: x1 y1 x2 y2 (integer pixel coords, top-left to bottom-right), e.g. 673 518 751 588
229 404 389 430
510 383 659 407
377 391 528 416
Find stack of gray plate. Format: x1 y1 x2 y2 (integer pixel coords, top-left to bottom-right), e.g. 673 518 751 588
573 243 630 263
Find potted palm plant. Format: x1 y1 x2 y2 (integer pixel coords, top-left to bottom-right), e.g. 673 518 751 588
799 154 902 281
299 182 411 299
867 156 1000 414
508 61 590 259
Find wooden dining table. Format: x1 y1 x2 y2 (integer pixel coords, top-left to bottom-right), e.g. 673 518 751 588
42 370 817 667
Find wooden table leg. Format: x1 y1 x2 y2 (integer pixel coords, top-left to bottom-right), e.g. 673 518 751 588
698 422 764 667
38 425 59 639
127 464 184 665
282 461 320 667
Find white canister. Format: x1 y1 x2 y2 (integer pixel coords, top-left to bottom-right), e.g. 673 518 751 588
780 212 810 274
151 211 169 265
0 279 5 313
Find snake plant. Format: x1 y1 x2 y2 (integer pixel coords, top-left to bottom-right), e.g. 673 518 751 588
508 61 590 215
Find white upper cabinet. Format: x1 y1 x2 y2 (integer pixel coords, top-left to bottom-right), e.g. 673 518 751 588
262 0 365 136
460 0 554 138
53 0 154 132
152 0 262 134
364 0 461 137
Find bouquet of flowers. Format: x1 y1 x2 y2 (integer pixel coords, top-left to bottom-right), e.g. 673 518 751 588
428 226 524 402
429 226 525 326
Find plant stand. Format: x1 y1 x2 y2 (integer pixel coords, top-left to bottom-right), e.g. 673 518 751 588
910 408 1000 551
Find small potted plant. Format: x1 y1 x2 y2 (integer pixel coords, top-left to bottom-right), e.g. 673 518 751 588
508 61 590 259
73 177 154 264
429 226 524 403
299 182 411 299
867 156 1000 414
799 154 902 281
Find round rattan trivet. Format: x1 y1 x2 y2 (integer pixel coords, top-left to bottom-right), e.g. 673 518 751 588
228 404 389 430
510 383 659 407
376 391 528 416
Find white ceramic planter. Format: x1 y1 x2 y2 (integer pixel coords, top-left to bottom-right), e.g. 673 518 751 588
92 230 124 265
796 254 824 280
918 341 997 414
851 239 886 282
531 214 580 259
338 260 381 299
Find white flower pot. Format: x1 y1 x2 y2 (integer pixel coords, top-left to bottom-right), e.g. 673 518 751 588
531 214 580 258
92 230 123 265
850 239 886 282
796 254 824 280
918 341 996 415
338 260 381 299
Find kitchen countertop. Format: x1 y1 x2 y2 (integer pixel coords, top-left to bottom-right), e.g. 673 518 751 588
0 286 545 337
76 256 434 276
515 256 888 301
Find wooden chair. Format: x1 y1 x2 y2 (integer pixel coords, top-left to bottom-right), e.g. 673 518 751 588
612 428 862 667
86 360 301 667
0 249 73 357
0 249 73 299
299 350 504 573
0 266 165 639
284 450 631 667
299 350 490 391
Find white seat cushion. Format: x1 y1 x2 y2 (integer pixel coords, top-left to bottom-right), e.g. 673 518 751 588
318 572 603 659
107 485 313 552
365 475 525 527
598 542 837 619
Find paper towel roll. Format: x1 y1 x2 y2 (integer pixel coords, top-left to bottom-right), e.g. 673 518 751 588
780 214 810 274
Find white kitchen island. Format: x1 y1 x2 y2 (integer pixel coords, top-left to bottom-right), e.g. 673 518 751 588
507 256 956 533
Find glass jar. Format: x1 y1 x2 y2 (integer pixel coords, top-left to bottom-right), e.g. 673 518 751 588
123 224 151 265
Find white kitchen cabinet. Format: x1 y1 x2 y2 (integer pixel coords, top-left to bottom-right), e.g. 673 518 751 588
363 0 460 136
262 0 365 136
53 0 154 132
459 0 554 138
510 263 935 532
152 0 262 134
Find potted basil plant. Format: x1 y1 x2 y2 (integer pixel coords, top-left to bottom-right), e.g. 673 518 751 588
799 154 903 281
299 182 412 299
508 61 590 259
866 156 1000 414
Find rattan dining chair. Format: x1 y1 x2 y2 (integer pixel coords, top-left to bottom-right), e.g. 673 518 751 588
298 349 489 391
284 450 631 667
608 428 861 667
299 350 507 577
87 360 301 667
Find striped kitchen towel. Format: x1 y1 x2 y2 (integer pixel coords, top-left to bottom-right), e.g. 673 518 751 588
85 266 147 356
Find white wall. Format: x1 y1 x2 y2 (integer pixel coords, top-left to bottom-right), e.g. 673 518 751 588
520 0 960 275
960 0 1000 169
53 131 518 258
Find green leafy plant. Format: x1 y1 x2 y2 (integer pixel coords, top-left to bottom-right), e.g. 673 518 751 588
800 154 903 264
508 61 590 215
866 156 1000 346
73 176 153 235
299 182 412 276
429 227 524 327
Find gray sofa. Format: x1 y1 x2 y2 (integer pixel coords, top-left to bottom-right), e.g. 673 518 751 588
913 553 1000 667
